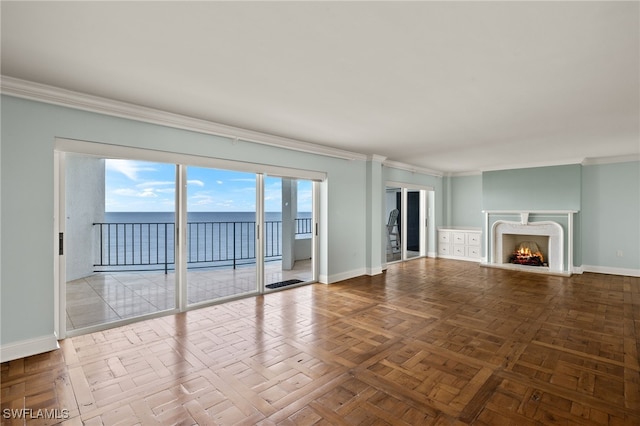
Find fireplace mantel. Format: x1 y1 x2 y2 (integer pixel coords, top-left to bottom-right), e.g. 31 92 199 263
482 210 578 276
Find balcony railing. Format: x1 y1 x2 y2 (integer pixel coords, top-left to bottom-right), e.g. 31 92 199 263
93 218 312 273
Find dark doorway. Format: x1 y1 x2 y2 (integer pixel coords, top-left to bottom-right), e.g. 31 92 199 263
397 192 420 252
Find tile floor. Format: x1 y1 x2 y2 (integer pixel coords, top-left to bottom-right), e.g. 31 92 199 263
66 260 312 331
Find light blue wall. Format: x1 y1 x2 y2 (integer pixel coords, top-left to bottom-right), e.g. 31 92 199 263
483 164 582 211
0 95 382 348
449 175 483 228
481 164 583 266
582 161 640 271
476 162 640 271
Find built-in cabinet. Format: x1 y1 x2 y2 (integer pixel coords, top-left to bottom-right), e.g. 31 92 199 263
438 228 482 262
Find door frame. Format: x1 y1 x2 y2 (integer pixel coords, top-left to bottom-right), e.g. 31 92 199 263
385 181 434 264
53 151 65 339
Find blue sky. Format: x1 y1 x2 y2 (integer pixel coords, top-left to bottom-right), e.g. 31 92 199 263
105 159 312 212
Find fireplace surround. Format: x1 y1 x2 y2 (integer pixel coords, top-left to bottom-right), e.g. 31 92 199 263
483 211 577 276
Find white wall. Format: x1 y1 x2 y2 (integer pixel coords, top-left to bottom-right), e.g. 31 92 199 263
65 154 105 280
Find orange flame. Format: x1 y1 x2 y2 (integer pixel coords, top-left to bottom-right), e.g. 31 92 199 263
516 247 544 262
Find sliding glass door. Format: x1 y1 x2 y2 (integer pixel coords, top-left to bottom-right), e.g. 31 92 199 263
62 153 177 334
185 167 257 305
263 177 314 291
57 140 320 338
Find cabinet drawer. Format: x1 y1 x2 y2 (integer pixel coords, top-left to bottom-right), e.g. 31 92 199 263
467 233 481 246
466 246 481 258
453 245 466 256
438 245 451 255
452 232 466 244
438 232 451 243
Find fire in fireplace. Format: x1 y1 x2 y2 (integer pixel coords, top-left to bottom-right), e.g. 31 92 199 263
508 241 547 267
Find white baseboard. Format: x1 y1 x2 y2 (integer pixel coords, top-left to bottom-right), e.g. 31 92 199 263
1 333 59 363
317 263 639 284
366 266 384 276
326 268 367 284
438 254 482 263
581 264 640 277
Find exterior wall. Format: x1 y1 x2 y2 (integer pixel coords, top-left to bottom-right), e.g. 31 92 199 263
65 154 105 281
281 178 296 270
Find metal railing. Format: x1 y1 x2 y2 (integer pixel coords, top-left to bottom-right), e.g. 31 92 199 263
93 218 312 273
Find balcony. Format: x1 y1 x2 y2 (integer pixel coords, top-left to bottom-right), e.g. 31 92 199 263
66 218 313 332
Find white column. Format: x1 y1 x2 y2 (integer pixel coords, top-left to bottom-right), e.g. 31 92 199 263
366 155 386 275
281 178 297 270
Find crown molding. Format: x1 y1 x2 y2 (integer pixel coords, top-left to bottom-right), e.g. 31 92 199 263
367 154 387 163
383 159 444 177
4 76 635 175
446 170 483 177
479 154 640 173
480 158 587 173
0 76 368 162
582 154 640 166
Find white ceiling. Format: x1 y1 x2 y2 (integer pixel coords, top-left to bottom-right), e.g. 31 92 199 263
2 1 639 173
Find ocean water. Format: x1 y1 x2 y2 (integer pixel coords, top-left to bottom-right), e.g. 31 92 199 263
104 211 300 223
96 212 311 271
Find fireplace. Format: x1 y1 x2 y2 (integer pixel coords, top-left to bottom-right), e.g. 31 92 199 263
502 234 549 266
483 211 577 276
505 238 548 266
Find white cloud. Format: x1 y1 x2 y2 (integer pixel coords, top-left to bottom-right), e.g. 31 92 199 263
112 188 139 196
190 193 214 206
140 189 158 198
136 180 174 188
188 180 205 187
112 188 158 198
155 188 175 194
106 159 155 181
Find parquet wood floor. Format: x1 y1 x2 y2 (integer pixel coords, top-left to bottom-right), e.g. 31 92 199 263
2 258 639 425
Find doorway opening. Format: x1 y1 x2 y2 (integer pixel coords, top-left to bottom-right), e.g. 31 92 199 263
385 184 434 264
